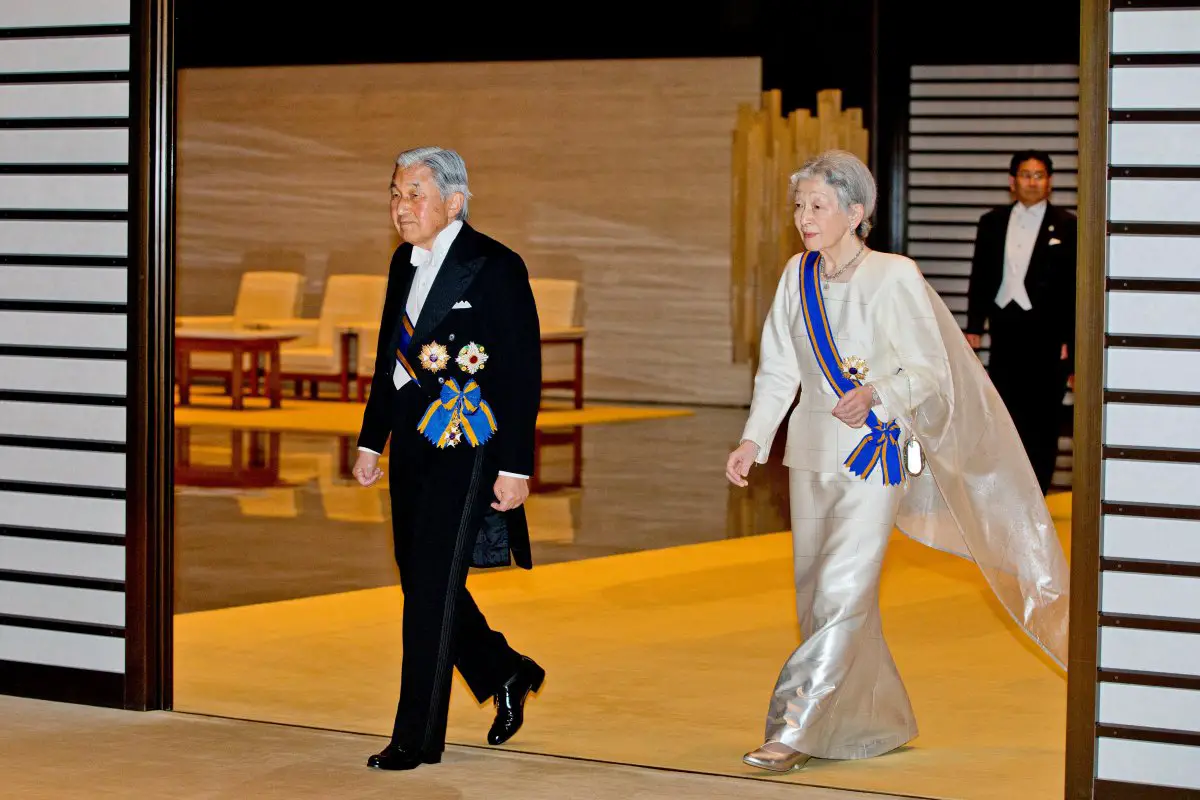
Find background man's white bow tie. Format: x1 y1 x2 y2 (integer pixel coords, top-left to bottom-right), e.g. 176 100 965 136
410 247 433 267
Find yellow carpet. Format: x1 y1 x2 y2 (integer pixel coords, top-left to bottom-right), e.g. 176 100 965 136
175 493 1072 800
174 391 692 435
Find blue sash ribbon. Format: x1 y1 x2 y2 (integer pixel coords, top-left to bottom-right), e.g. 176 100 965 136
417 377 498 449
798 251 905 486
395 312 419 383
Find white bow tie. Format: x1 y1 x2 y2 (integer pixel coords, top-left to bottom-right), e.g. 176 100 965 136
410 247 433 268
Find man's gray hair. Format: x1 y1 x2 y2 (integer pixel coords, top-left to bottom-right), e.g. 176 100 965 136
789 149 877 239
395 146 472 222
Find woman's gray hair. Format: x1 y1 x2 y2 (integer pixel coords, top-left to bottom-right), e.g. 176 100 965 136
395 146 472 222
789 149 877 239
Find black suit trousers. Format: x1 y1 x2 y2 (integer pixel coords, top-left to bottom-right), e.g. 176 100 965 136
986 303 1069 494
386 404 522 752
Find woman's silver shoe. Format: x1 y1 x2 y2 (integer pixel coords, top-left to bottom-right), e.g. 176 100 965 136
742 741 812 772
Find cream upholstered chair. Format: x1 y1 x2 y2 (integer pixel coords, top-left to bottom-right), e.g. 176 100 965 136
177 270 304 330
354 322 382 402
529 278 585 492
279 274 386 402
178 271 305 380
530 278 585 408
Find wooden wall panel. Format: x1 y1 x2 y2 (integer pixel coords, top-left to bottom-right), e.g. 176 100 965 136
176 59 762 405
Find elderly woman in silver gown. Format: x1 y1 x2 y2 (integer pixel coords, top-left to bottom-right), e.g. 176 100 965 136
725 150 1070 772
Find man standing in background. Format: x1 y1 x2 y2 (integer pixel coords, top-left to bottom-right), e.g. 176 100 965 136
966 149 1077 494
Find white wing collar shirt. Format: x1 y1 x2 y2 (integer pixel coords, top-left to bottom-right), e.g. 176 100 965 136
360 219 527 479
995 199 1046 311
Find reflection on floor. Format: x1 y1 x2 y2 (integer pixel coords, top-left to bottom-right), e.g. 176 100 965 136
175 407 784 613
174 403 1071 800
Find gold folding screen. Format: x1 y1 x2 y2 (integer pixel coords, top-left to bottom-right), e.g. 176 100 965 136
731 88 869 365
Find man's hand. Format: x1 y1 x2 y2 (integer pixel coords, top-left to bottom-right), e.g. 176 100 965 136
832 384 876 429
966 333 982 350
491 475 529 512
352 451 384 487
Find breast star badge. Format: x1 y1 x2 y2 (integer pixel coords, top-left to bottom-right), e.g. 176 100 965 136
418 342 449 373
456 342 489 374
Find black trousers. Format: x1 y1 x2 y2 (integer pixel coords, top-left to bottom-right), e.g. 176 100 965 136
986 303 1070 494
386 419 522 753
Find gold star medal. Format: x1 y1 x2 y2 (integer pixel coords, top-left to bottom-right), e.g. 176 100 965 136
418 342 449 373
840 355 869 384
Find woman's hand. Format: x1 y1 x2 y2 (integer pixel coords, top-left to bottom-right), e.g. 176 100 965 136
832 384 876 429
726 440 760 487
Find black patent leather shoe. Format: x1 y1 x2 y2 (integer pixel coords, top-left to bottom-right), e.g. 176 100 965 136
487 656 546 746
366 743 441 771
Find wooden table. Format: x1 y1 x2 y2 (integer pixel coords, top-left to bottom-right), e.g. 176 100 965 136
175 328 299 410
174 427 286 489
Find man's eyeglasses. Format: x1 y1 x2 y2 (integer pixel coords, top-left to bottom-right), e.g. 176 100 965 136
1017 171 1048 180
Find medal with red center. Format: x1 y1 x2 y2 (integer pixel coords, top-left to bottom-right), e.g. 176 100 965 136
456 342 488 374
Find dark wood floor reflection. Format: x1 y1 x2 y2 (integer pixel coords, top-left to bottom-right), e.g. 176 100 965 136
174 408 792 614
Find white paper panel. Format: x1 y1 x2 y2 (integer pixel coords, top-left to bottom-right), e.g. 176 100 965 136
1100 626 1200 676
1111 123 1200 167
0 355 125 395
0 35 129 73
911 100 1079 117
1105 403 1200 451
909 188 1078 207
1106 348 1200 393
0 400 125 442
0 445 125 489
910 171 1078 189
1102 571 1200 619
0 219 127 257
1108 292 1200 337
0 266 126 303
913 259 972 276
907 225 977 241
906 241 975 259
909 188 1011 206
909 206 992 223
910 117 1077 134
0 82 129 119
0 536 123 581
910 152 1080 170
1112 9 1200 54
1111 67 1200 110
1097 738 1200 792
1104 515 1200 564
1099 683 1200 734
912 64 1078 80
0 311 126 350
0 624 123 673
1110 179 1200 224
0 581 123 626
1104 459 1200 507
1109 235 1200 280
911 82 1079 98
910 135 1078 152
0 490 124 536
0 0 130 28
0 174 127 211
0 128 128 164
929 277 970 294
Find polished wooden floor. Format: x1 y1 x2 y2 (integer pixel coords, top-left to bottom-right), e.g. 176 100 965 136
2 696 901 800
173 406 1070 800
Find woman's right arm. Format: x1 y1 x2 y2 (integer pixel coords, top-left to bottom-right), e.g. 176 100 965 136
739 257 803 465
